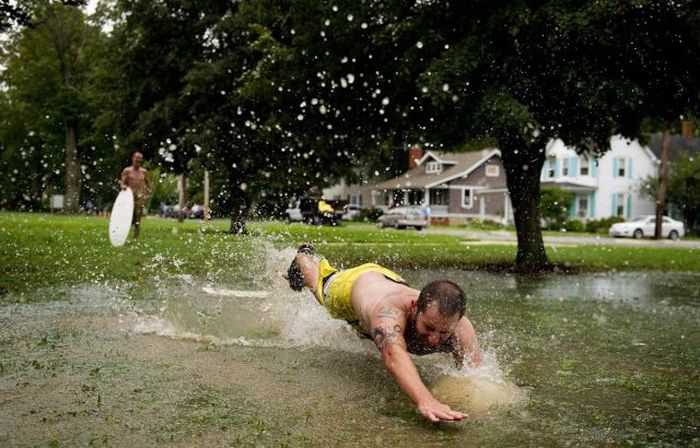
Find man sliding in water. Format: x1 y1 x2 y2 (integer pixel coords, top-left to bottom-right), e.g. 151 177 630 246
286 245 482 423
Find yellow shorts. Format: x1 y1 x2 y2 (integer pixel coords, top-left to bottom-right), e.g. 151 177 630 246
314 259 406 321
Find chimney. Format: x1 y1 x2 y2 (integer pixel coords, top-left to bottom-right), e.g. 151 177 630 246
681 120 694 138
408 145 423 169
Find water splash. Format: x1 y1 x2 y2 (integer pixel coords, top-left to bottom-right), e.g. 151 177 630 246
124 242 371 354
430 351 528 418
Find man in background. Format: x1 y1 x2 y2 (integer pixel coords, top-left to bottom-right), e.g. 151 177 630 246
119 151 150 241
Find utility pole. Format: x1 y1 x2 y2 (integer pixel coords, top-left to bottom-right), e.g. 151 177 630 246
204 169 210 220
178 173 187 222
655 129 670 239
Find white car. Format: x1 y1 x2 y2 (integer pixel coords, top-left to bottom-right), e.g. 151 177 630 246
377 206 429 230
609 215 685 240
342 204 361 221
284 202 304 222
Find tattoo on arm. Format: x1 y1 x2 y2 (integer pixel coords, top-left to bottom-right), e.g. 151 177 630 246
372 324 402 351
376 305 399 319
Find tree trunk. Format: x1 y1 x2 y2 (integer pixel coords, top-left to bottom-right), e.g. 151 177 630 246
499 134 549 272
228 171 248 235
64 119 80 213
178 173 187 222
655 129 670 239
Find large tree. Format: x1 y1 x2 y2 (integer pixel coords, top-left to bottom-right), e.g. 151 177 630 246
278 0 699 271
92 0 228 218
170 0 382 232
0 1 104 212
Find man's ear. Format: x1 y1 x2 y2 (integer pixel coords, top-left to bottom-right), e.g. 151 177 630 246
409 301 418 318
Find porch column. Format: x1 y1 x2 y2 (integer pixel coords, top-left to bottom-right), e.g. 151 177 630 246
479 196 485 220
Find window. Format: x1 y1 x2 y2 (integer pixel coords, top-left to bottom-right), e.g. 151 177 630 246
485 164 500 177
562 158 569 177
429 189 448 205
617 158 626 177
616 193 625 217
462 189 473 208
425 161 441 174
580 158 590 176
547 157 556 178
577 197 588 218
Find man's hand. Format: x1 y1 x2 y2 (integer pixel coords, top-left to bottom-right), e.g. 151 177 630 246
417 398 467 422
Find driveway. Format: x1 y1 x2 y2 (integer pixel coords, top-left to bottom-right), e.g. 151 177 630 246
425 227 700 248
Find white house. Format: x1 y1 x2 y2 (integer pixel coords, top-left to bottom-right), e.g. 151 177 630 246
324 136 660 225
541 136 658 221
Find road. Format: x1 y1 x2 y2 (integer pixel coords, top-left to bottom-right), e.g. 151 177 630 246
424 227 700 248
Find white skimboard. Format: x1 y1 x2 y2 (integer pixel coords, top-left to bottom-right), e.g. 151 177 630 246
202 286 271 299
109 188 134 246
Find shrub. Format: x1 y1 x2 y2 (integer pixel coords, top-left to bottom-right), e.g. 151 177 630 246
564 219 585 232
467 218 504 230
539 187 573 230
585 216 625 234
358 207 383 222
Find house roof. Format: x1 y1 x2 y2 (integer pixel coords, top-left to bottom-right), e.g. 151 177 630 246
372 149 500 190
649 133 700 162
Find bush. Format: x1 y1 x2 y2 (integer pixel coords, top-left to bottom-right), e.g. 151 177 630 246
539 187 573 230
564 219 585 232
467 218 504 230
585 216 625 234
358 207 384 223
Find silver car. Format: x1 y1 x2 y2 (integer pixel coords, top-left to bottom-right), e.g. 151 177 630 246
377 206 429 230
609 215 685 240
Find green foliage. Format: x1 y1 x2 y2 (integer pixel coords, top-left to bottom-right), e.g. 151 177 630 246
667 153 700 234
539 188 573 230
146 166 179 212
466 219 505 231
584 217 625 234
639 152 700 235
564 219 585 233
357 208 384 223
0 2 110 211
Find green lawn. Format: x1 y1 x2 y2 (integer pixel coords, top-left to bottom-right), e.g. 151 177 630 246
1 212 699 296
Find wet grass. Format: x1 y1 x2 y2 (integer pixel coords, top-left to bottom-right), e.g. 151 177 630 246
1 212 699 295
1 210 698 446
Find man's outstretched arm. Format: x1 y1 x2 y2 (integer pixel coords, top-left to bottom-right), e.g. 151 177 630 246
370 306 466 422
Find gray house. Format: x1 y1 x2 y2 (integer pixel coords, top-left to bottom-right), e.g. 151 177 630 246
369 147 512 225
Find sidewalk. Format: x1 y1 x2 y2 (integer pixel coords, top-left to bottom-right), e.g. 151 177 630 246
425 227 700 248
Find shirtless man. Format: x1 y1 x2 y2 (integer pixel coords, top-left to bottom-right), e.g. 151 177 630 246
287 245 482 422
119 151 150 241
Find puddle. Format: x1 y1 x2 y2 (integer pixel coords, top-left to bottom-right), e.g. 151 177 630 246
1 249 698 446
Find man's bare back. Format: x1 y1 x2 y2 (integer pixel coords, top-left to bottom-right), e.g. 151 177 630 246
350 271 481 360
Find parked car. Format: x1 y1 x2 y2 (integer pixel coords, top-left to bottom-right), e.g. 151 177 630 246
189 204 205 219
284 197 346 225
342 204 362 221
377 206 429 230
284 202 304 223
159 204 177 218
609 215 685 240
